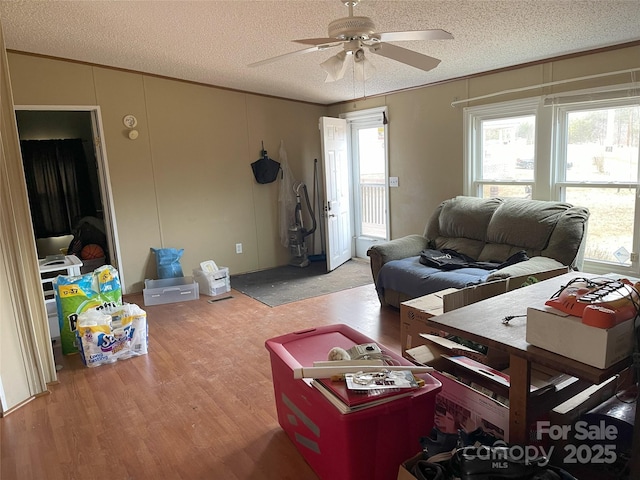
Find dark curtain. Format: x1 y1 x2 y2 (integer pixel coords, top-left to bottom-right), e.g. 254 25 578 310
21 139 96 238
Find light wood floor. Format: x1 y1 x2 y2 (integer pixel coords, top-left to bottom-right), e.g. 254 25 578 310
1 283 403 480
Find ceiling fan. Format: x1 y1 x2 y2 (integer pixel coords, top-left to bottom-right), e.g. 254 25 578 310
249 0 453 82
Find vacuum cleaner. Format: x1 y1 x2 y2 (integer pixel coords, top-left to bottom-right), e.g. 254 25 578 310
288 182 317 267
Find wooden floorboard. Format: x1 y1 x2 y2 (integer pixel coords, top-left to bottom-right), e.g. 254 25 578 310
1 283 402 480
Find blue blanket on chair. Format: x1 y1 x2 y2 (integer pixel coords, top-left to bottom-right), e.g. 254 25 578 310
376 256 493 299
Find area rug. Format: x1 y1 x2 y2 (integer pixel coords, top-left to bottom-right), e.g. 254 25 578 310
230 258 373 307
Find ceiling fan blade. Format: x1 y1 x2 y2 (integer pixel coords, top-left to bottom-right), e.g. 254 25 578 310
368 43 441 72
293 37 343 46
248 45 325 67
377 29 453 42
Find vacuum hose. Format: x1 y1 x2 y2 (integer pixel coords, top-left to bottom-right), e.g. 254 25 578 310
293 183 316 238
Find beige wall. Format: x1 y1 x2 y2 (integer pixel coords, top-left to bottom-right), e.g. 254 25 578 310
9 53 327 293
7 45 639 293
331 44 640 239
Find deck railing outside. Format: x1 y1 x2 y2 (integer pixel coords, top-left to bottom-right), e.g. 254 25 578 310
360 183 386 238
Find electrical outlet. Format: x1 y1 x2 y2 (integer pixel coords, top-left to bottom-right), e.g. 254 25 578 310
235 243 242 254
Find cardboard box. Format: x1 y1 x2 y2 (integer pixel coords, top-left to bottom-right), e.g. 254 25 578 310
549 375 618 426
400 286 509 361
431 369 510 439
400 268 569 356
400 288 457 352
442 279 508 312
397 453 424 480
506 266 570 291
418 333 510 370
407 341 511 440
406 335 591 442
526 305 634 369
441 267 571 311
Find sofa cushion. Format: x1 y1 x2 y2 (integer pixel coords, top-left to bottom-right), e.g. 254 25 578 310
486 256 566 281
437 196 502 241
478 198 573 262
541 206 590 267
376 256 492 299
426 196 503 259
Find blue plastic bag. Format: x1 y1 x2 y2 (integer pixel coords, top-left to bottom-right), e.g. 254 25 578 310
151 247 184 279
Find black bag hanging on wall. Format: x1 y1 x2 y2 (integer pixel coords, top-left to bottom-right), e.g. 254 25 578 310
251 142 281 184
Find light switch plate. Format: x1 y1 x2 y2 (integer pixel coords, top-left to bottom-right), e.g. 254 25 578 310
389 176 399 187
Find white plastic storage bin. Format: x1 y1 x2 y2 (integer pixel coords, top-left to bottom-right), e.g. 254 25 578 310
143 277 199 306
193 267 230 297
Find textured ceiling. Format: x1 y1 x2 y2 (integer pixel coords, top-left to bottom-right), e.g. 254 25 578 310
1 0 639 105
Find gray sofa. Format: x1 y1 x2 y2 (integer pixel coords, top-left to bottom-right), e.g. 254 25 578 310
367 196 590 308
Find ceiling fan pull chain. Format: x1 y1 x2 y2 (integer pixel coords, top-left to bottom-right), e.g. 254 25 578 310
352 61 356 101
363 65 366 99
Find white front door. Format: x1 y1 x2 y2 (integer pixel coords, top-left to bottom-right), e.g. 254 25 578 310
320 116 352 272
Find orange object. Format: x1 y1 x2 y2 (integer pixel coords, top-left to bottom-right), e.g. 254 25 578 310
80 244 104 260
545 278 640 329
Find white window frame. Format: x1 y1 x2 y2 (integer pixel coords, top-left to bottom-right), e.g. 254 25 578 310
551 98 640 276
464 90 640 278
463 98 541 197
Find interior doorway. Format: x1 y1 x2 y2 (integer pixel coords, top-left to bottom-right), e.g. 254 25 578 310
15 107 122 285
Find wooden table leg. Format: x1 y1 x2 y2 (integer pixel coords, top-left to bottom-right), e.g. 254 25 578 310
508 354 531 445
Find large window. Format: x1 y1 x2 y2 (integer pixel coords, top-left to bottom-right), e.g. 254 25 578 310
555 102 639 271
465 93 640 277
464 99 538 199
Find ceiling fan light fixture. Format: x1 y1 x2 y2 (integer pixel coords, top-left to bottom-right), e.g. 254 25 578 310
354 54 376 81
320 50 348 82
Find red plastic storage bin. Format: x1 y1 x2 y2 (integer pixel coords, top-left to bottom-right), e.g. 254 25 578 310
265 324 441 480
